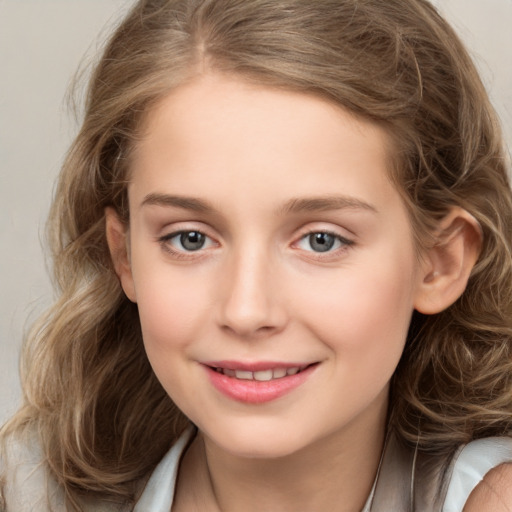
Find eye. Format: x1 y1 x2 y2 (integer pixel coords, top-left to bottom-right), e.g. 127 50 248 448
297 232 352 253
161 230 215 252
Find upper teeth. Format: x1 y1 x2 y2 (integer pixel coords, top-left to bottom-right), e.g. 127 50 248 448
215 367 302 381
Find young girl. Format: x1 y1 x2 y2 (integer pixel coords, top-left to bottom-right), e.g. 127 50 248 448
2 0 512 510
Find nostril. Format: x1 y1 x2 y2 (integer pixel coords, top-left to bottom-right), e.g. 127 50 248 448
220 323 279 339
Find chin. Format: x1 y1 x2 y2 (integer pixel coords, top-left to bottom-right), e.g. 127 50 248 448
202 419 316 460
223 438 304 460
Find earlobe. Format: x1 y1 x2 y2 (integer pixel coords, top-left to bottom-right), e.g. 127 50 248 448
105 207 137 302
414 207 482 315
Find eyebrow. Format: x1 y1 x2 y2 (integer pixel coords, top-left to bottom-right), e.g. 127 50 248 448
140 193 378 215
280 196 378 215
140 193 215 212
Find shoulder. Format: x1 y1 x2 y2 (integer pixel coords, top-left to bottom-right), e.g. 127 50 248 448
442 436 512 512
0 428 64 511
463 463 512 512
1 430 126 512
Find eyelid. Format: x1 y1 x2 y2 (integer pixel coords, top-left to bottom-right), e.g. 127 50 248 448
156 220 217 244
158 226 219 259
298 230 353 247
161 230 215 247
294 222 355 243
292 226 355 258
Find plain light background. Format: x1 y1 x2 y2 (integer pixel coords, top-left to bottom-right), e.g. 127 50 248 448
1 0 511 424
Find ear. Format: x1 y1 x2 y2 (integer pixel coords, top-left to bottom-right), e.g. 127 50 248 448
414 207 482 315
105 207 137 302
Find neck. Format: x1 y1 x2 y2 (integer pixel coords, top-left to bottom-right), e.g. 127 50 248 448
174 395 388 512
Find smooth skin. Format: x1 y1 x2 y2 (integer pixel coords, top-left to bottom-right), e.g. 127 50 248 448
106 73 495 511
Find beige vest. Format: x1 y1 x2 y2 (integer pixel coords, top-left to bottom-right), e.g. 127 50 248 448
364 434 512 511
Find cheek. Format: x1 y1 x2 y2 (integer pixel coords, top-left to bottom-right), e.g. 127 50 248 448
132 269 210 404
293 252 417 372
131 262 209 355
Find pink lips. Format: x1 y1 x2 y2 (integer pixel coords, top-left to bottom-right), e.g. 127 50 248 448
203 361 318 404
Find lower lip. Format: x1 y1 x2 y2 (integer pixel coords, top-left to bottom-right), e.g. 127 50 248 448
204 365 317 404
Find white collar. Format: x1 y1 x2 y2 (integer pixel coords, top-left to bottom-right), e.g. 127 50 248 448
134 427 195 512
133 427 376 511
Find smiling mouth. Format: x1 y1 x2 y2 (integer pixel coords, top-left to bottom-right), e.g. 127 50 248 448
208 364 312 381
204 362 318 403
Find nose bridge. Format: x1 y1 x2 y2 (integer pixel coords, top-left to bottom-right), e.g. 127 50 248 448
218 241 285 337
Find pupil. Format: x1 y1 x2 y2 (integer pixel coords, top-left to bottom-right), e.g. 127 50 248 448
180 232 205 251
310 233 335 252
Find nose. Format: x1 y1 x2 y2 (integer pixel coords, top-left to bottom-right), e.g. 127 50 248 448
217 247 287 339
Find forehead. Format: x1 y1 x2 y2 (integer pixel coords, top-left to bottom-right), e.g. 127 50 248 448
129 74 400 212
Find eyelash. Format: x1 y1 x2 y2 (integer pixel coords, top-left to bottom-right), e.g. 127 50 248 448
157 228 354 260
158 230 216 259
295 230 354 256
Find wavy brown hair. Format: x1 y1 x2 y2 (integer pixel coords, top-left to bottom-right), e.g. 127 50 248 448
2 0 511 509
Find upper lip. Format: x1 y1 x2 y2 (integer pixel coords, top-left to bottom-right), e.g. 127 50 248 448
202 360 315 372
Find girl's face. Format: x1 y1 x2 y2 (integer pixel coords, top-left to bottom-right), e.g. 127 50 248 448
118 74 428 458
